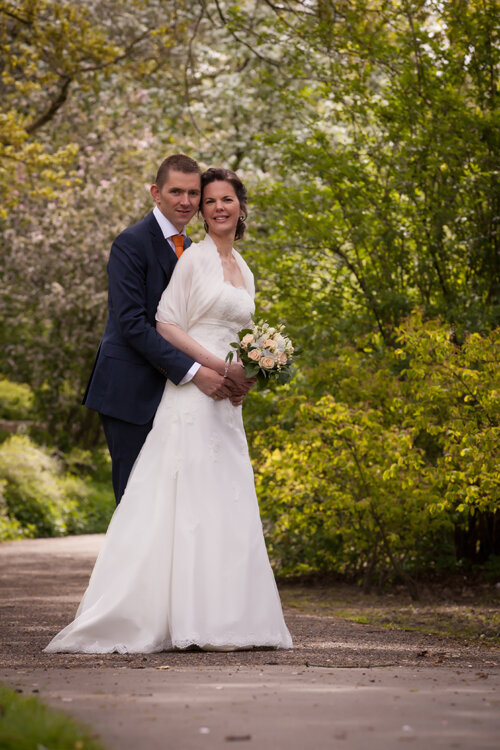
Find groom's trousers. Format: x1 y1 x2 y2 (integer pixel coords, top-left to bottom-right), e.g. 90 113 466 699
100 414 154 505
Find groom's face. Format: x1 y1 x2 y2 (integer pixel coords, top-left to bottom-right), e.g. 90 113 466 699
151 169 201 232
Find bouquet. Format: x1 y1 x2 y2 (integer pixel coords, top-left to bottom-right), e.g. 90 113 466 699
225 319 296 386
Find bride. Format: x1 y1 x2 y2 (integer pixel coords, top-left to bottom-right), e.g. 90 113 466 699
44 168 292 653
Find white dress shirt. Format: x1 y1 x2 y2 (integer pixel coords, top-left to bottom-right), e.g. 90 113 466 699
152 206 200 384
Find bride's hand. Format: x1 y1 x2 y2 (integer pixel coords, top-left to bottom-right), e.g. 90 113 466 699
226 368 257 405
225 361 252 388
192 366 233 399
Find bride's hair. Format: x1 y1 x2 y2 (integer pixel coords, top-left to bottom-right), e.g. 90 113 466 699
201 168 248 240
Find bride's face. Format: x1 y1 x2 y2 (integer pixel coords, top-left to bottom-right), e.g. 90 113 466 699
201 180 240 238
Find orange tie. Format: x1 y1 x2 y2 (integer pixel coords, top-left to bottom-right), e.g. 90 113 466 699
172 234 184 259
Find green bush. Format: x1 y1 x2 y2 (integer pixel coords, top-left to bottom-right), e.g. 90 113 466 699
0 479 28 541
61 447 115 534
252 318 499 596
0 435 70 536
0 379 34 421
397 316 499 521
0 436 113 538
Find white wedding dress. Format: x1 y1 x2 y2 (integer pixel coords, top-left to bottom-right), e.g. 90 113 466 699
44 236 292 653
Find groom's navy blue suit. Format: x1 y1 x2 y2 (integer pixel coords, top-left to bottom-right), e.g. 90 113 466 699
83 211 194 502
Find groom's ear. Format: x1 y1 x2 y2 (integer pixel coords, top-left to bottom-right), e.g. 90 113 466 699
150 184 160 204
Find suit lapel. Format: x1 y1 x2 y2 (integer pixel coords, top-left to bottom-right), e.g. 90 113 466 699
148 212 177 278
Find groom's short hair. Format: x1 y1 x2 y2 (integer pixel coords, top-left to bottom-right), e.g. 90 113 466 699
155 154 201 189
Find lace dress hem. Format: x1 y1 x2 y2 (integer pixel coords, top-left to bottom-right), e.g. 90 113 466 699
44 634 293 654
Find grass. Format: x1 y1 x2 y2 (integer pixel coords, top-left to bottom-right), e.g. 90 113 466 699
0 683 106 750
279 582 500 646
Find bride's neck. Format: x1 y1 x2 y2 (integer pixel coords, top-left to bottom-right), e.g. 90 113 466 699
209 233 234 258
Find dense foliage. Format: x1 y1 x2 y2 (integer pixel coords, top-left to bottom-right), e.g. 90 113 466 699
0 1 498 591
250 318 498 597
0 432 114 540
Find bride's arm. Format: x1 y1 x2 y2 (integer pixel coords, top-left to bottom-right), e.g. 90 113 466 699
156 321 247 385
156 321 224 374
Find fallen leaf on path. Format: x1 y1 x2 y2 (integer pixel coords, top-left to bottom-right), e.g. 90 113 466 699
225 735 252 742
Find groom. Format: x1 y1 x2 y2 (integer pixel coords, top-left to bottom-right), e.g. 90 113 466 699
83 154 245 504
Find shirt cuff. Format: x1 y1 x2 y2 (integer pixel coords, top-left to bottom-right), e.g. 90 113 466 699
178 362 201 385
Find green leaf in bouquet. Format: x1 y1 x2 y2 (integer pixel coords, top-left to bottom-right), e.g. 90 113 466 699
244 363 261 377
238 328 253 339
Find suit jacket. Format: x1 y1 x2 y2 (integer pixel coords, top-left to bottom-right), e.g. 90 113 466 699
83 211 195 424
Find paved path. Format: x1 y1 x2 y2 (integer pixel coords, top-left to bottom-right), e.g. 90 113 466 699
1 536 499 749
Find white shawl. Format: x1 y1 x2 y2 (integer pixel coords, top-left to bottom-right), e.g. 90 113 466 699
156 234 255 331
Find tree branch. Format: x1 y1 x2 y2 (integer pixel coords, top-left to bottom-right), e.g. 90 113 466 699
0 6 33 26
25 76 72 134
79 29 153 73
210 0 281 68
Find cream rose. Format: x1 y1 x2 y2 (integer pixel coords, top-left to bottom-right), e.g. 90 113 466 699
260 356 276 369
278 352 288 365
264 339 277 350
241 333 255 348
248 349 262 361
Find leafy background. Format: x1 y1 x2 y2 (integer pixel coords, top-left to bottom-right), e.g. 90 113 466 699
0 0 498 597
